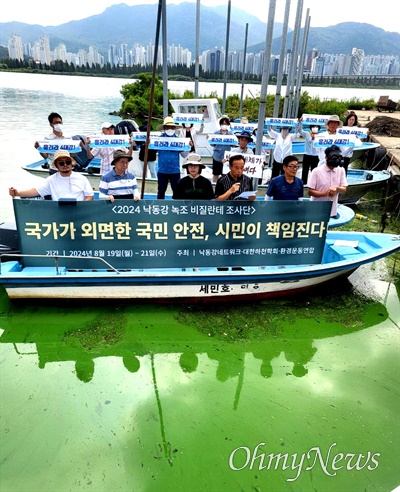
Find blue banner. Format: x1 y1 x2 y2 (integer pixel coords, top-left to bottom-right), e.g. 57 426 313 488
13 199 331 269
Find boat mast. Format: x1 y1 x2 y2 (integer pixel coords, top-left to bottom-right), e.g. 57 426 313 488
141 0 163 198
273 0 291 117
162 0 169 117
194 0 200 98
293 9 311 118
221 0 231 115
239 23 249 119
282 0 304 118
255 0 276 157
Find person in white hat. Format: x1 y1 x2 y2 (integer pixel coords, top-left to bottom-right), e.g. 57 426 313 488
173 153 214 200
315 115 362 172
9 150 94 201
85 121 135 176
155 116 189 199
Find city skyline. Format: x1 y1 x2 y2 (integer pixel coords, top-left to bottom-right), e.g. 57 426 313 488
8 33 399 77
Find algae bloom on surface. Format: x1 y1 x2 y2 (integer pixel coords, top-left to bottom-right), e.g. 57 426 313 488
0 274 399 492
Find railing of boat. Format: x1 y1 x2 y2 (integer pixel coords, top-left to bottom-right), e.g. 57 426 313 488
0 254 120 275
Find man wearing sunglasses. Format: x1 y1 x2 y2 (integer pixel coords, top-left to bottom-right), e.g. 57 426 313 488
265 155 304 201
9 150 94 201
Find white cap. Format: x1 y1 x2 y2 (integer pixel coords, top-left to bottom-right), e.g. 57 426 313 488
102 121 114 129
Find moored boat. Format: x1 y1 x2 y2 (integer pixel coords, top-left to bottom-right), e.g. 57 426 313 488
0 198 398 301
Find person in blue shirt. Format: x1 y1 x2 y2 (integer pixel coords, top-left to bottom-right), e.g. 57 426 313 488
265 155 304 201
156 116 189 199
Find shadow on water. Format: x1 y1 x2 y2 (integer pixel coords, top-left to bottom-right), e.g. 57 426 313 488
0 276 399 491
0 277 390 384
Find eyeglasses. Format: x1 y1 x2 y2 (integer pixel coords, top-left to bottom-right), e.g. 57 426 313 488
57 159 72 166
287 165 299 169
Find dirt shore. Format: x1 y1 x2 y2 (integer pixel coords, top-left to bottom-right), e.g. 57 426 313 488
356 109 400 123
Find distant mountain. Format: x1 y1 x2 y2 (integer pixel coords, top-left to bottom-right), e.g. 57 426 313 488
249 22 399 56
0 2 278 55
0 4 398 57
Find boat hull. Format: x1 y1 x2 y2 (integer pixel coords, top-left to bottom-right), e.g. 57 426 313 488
3 267 356 301
2 230 399 301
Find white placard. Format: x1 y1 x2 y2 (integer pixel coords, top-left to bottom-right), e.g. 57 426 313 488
37 139 82 153
222 152 264 178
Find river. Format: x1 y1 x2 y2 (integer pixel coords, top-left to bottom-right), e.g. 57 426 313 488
0 71 399 492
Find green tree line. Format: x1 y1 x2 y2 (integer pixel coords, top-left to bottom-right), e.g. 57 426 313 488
1 57 399 88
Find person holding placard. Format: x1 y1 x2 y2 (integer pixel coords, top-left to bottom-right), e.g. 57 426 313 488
316 115 362 174
34 112 69 168
209 115 234 183
267 124 300 179
178 119 204 153
156 116 189 199
230 130 255 156
85 122 135 176
298 116 320 184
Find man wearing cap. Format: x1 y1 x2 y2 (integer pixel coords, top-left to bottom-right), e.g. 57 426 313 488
9 150 94 201
156 116 189 199
316 115 362 171
209 115 234 183
99 150 140 202
86 122 135 176
308 145 347 218
173 153 214 200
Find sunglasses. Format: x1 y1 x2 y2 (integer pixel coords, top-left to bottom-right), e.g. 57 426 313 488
57 159 72 166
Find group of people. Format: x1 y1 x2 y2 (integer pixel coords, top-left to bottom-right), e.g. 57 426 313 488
10 110 356 216
265 146 347 218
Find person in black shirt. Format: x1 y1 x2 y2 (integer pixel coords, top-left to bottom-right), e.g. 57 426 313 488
215 154 256 201
173 153 214 200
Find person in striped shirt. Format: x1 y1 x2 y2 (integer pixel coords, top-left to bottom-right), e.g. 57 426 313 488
99 150 140 202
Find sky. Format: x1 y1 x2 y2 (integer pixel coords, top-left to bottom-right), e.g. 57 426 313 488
1 0 399 34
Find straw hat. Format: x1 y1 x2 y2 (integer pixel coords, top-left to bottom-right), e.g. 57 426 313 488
156 116 182 131
52 150 76 168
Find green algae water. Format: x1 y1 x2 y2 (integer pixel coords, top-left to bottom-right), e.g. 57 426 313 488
1 72 399 492
1 267 399 492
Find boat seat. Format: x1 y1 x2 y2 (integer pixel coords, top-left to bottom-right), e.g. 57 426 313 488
329 245 360 260
22 266 67 275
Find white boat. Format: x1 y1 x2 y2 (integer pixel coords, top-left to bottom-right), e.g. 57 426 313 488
1 231 399 301
0 198 398 301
